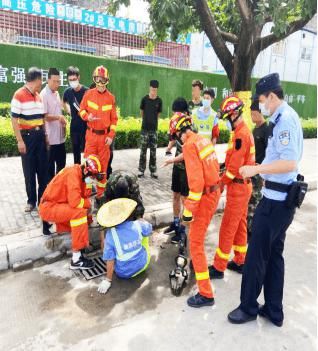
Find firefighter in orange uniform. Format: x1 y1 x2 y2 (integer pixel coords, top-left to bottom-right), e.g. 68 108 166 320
79 66 118 204
209 96 255 279
170 114 221 308
39 155 104 270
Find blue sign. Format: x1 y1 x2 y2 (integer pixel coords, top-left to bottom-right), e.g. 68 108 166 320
0 0 146 36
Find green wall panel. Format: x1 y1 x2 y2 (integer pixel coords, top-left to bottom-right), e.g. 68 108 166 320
0 43 316 117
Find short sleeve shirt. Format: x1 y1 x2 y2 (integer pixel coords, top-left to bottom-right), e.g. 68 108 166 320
63 86 88 133
140 95 162 132
261 101 303 201
40 85 65 145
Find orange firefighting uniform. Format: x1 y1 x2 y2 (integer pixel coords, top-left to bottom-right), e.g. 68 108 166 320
182 131 221 298
212 120 255 272
39 165 91 251
79 88 118 197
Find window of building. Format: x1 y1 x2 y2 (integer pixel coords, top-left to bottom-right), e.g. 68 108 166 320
272 40 286 56
300 47 312 61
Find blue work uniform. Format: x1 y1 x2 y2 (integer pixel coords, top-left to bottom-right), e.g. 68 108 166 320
103 220 152 279
239 101 303 324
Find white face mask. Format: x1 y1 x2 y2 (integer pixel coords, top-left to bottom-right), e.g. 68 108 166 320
259 101 271 116
202 99 211 108
69 80 79 89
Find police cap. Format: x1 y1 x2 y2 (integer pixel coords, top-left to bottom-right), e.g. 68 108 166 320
255 73 281 97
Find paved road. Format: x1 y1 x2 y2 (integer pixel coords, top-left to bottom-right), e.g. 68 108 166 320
0 139 316 237
0 190 316 351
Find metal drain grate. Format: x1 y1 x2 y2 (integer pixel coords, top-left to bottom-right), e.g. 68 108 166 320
81 256 107 280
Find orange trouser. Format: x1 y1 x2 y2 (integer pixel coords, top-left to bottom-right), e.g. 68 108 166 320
84 129 110 198
213 182 252 271
189 189 221 298
39 202 89 251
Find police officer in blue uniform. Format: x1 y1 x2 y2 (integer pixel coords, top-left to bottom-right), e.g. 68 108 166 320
228 73 304 327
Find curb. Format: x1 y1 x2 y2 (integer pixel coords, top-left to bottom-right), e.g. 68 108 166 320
0 178 316 272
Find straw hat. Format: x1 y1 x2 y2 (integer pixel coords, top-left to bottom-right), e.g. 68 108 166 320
97 198 137 228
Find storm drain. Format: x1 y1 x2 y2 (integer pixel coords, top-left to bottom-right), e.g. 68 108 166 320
80 257 107 280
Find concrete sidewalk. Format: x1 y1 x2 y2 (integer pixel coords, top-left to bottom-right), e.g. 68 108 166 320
0 139 316 271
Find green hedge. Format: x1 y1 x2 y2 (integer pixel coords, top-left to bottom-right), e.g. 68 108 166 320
0 114 316 157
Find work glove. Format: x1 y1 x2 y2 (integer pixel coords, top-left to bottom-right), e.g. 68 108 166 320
97 278 111 294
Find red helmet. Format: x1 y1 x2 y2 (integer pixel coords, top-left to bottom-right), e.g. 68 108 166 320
93 65 109 86
85 155 102 175
169 112 192 136
219 96 244 119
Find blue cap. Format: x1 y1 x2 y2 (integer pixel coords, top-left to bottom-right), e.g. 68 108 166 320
255 73 281 97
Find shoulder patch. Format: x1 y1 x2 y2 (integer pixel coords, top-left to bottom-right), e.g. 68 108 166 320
235 139 242 150
279 130 290 146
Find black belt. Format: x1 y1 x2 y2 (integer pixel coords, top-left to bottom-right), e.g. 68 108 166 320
264 180 292 193
87 126 107 135
20 125 44 135
233 178 251 184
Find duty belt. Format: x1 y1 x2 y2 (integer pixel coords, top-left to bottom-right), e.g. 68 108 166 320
264 180 292 193
233 178 251 184
87 126 107 135
20 125 44 135
203 184 219 194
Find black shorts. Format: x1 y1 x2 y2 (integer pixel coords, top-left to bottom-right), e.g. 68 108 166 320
171 166 189 197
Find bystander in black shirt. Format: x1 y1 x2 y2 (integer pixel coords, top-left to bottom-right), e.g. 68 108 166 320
253 121 270 164
188 99 203 115
63 86 88 133
140 95 162 132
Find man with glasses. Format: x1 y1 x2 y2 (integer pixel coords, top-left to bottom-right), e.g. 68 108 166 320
63 66 88 165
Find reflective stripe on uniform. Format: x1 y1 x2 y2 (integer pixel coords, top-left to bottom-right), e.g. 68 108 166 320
86 183 92 190
183 208 192 217
195 271 209 281
102 104 112 111
87 100 99 110
225 170 235 179
70 216 87 227
250 146 255 154
97 181 106 188
76 198 85 209
227 131 234 150
216 247 230 260
232 245 247 253
79 110 87 117
110 227 142 262
188 191 202 201
199 144 215 160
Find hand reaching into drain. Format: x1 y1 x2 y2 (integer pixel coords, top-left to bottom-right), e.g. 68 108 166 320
97 278 111 294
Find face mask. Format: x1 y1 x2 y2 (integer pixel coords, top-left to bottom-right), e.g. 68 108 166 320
69 80 79 89
202 99 211 108
84 177 93 184
259 102 271 116
226 120 232 131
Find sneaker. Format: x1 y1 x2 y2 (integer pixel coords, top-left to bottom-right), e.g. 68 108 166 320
208 265 224 279
171 234 182 244
70 256 95 270
227 260 244 274
150 172 158 179
25 204 35 212
187 293 215 308
138 172 145 178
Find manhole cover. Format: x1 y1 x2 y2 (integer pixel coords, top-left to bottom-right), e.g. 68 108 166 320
81 257 107 280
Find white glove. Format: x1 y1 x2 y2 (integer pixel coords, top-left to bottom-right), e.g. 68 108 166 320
97 278 111 294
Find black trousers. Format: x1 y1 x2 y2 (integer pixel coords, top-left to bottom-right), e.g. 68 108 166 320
21 129 48 206
71 130 86 165
240 196 295 322
107 141 114 178
48 143 66 182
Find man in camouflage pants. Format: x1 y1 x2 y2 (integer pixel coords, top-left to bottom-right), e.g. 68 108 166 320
138 80 162 179
247 98 270 240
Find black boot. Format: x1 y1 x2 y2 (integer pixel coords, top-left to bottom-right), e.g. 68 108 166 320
227 260 244 274
42 221 53 236
208 265 224 279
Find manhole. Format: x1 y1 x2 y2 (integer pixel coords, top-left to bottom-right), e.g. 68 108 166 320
81 256 107 280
